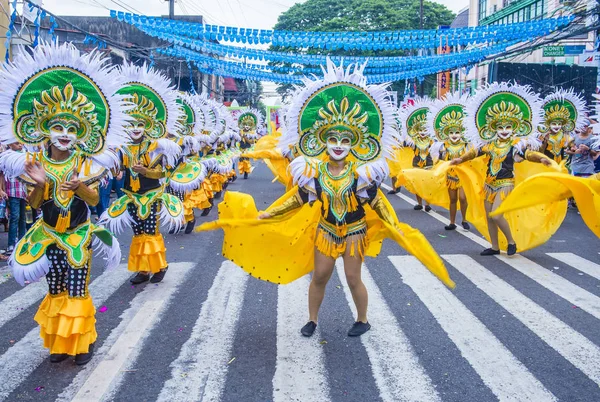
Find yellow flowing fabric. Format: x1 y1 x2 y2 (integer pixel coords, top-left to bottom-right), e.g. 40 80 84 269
492 172 600 238
400 158 488 209
242 131 292 189
238 159 252 174
197 189 454 288
388 147 414 187
405 159 567 251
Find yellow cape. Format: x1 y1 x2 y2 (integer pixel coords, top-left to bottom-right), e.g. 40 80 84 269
388 147 414 187
241 128 292 189
400 158 567 251
492 172 600 238
197 188 455 288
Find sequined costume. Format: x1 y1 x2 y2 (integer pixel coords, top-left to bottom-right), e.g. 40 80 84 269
98 64 184 277
0 42 129 360
539 89 588 164
451 82 563 253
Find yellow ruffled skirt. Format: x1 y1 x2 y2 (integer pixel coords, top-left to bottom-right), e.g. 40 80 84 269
210 174 227 193
128 233 167 273
184 186 211 213
197 189 454 288
238 159 252 174
34 294 96 355
492 172 600 238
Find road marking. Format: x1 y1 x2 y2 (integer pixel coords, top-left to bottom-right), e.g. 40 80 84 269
0 266 12 285
273 276 331 402
444 254 600 386
66 262 193 402
0 280 47 328
0 263 132 402
547 253 600 281
335 260 440 402
156 261 248 402
497 255 600 320
381 183 490 247
390 255 557 402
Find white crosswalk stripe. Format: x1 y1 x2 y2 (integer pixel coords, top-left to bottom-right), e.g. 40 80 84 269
443 254 600 386
497 255 600 320
273 275 331 402
0 280 46 328
61 262 194 402
156 261 248 402
1 251 600 401
335 260 441 402
390 255 557 402
547 252 600 281
0 263 133 401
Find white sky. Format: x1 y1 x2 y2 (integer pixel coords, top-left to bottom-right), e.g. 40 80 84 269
42 0 470 29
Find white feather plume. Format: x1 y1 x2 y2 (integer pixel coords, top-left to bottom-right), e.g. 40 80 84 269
0 41 131 153
465 82 543 151
118 62 184 137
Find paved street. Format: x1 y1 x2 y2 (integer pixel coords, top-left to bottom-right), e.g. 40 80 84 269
1 162 599 402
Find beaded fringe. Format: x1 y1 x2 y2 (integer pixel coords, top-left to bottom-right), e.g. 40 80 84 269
315 226 368 260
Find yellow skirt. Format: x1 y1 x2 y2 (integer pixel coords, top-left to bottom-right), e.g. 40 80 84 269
128 233 167 273
239 159 252 174
34 294 96 355
185 186 212 211
453 160 567 252
210 174 227 193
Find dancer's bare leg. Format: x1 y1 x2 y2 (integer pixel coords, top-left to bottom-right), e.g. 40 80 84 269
342 237 368 323
308 249 336 323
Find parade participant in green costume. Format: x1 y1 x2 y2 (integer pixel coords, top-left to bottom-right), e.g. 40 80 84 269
98 63 185 285
0 42 130 365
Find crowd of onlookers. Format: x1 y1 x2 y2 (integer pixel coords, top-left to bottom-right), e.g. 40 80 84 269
0 123 599 261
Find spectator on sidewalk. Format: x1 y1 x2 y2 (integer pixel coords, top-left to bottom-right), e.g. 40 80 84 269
567 124 600 178
0 142 28 258
95 172 125 219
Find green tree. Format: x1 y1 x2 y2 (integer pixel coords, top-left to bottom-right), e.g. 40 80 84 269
272 0 455 98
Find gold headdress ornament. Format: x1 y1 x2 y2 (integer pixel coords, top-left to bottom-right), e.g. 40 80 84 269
240 114 257 129
127 92 159 131
465 82 543 150
540 89 588 134
425 93 469 142
0 42 130 154
310 98 369 146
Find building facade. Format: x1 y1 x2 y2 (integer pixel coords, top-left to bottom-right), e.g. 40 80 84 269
460 0 598 101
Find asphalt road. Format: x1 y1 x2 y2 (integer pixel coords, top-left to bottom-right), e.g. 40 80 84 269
0 162 599 402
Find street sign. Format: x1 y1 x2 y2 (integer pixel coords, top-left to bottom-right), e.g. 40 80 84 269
543 45 586 57
564 45 586 55
543 46 564 57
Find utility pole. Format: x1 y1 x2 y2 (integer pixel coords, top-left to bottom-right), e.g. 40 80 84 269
168 0 175 19
419 0 424 97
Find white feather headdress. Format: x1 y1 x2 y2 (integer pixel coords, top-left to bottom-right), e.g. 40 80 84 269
542 88 588 133
465 82 543 151
279 59 398 186
118 62 184 138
